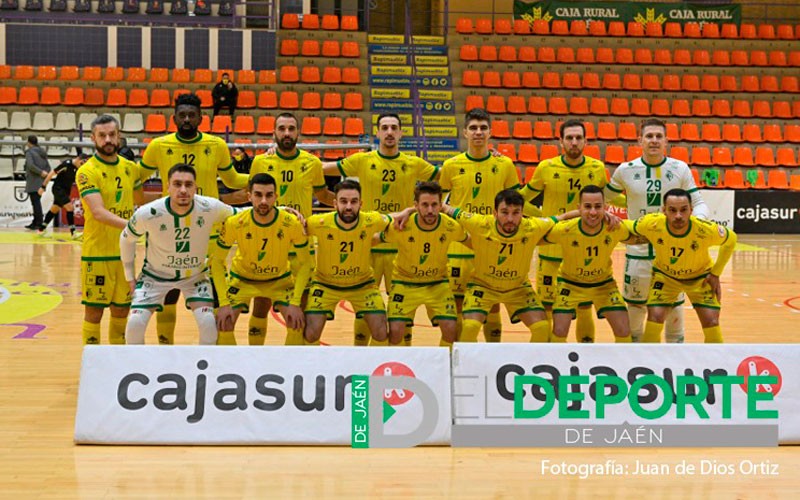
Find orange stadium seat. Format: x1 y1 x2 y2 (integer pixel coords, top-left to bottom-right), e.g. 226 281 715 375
786 125 800 143
507 96 526 114
700 75 720 93
722 124 743 142
13 65 35 80
752 100 772 118
662 74 680 91
773 101 792 119
478 45 497 61
456 17 474 34
701 124 722 142
551 20 569 35
651 99 670 116
323 40 342 58
692 50 711 66
601 73 621 90
513 19 531 35
496 144 516 162
750 50 768 66
196 89 213 108
757 24 776 39
538 46 555 63
128 89 148 107
279 66 299 83
519 72 538 88
84 88 104 106
234 116 255 134
733 147 755 166
519 144 538 164
664 22 682 37
475 18 493 34
145 114 167 133
680 123 700 141
512 121 533 139
528 96 546 114
301 92 321 110
692 99 712 117
763 124 784 143
665 123 679 141
548 97 568 115
610 98 630 116
279 91 299 109
532 121 553 139
576 47 594 64
673 49 691 65
588 20 606 36
258 70 277 84
321 14 339 30
790 51 800 66
257 116 275 135
492 120 511 139
495 19 512 35
627 22 644 37
105 67 124 82
147 67 168 83
631 98 650 116
681 74 700 92
302 14 320 29
671 99 690 117
749 170 768 189
615 48 634 64
39 86 61 106
720 23 738 38
486 95 505 114
301 40 320 57
626 146 643 161
344 118 365 137
518 46 536 62
713 147 734 167
36 65 57 80
604 145 625 164
755 147 776 167
684 22 701 38
654 49 672 65
645 22 662 37
59 66 79 81
622 74 641 90
597 121 617 140
702 23 720 38
17 86 39 105
238 90 256 109
322 66 342 84
607 21 625 36
62 87 83 106
126 67 146 82
777 24 794 39
342 67 361 84
502 71 521 88
761 75 779 92
722 169 745 189
596 47 614 64
741 75 760 92
618 122 637 140
341 15 358 31
769 51 787 66
481 71 500 88
323 117 343 136
562 72 580 89
322 92 344 109
777 148 798 166
768 170 790 190
743 124 763 142
82 66 103 81
237 70 256 84
711 50 731 66
105 88 126 106
542 72 560 89
282 13 299 29
301 66 321 83
786 76 800 93
731 100 752 118
531 19 549 35
301 116 321 135
634 48 652 64
569 97 589 115
540 144 560 161
690 147 711 166
343 93 363 111
556 47 575 63
460 44 477 61
581 72 600 89
670 146 690 164
258 91 278 109
570 19 588 36
589 97 609 115
720 75 738 92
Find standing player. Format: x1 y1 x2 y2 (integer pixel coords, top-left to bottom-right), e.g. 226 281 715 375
211 173 312 345
442 189 563 343
138 93 249 345
39 153 90 237
322 113 439 346
121 164 235 345
76 115 138 344
544 186 634 343
626 189 736 343
605 118 709 343
304 180 392 346
439 108 521 341
520 119 608 343
378 182 468 347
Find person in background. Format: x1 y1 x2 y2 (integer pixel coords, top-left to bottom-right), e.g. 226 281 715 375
39 152 90 237
212 72 238 118
24 135 50 230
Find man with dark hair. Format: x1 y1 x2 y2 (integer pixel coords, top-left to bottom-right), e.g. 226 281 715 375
520 118 609 343
39 152 90 237
24 135 50 230
304 179 394 345
320 112 439 346
544 185 636 343
438 108 521 342
212 72 238 118
211 173 311 345
121 164 235 345
377 181 468 347
441 189 572 343
625 188 736 343
137 92 249 344
605 118 709 343
75 115 138 344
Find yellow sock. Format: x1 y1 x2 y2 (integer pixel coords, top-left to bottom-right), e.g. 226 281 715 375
156 304 177 345
643 321 663 343
369 337 389 346
82 321 101 345
403 325 413 346
575 308 596 343
284 328 304 345
615 334 632 343
483 311 502 342
248 315 268 346
528 320 550 343
439 339 453 349
353 317 370 346
217 331 237 345
548 331 567 343
461 319 482 342
703 325 723 343
455 316 463 341
108 316 127 345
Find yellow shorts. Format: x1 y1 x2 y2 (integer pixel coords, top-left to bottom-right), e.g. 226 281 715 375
537 257 560 306
462 282 543 323
305 282 386 320
388 281 458 326
227 273 294 313
81 259 131 308
448 256 475 298
648 271 720 309
553 278 627 318
371 250 396 289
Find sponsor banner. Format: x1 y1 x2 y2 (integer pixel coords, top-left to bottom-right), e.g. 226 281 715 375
699 189 735 229
75 346 452 445
371 66 412 76
366 35 444 45
411 35 445 45
394 138 460 151
422 151 460 163
371 114 456 127
452 344 796 446
370 54 409 65
416 126 458 137
369 75 452 88
513 1 741 25
369 44 448 56
733 190 800 234
0 182 55 226
416 66 449 76
414 55 449 66
372 99 455 114
419 89 453 100
371 88 410 99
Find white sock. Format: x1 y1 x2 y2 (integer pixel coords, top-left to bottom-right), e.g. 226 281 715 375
125 308 153 344
665 306 685 343
628 304 647 343
193 306 218 345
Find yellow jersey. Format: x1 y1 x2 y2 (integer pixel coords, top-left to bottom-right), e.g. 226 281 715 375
380 213 467 285
544 218 631 284
337 150 438 214
306 211 390 288
76 154 138 260
439 152 520 257
628 214 737 280
249 149 326 219
521 155 607 261
139 132 246 198
454 210 556 291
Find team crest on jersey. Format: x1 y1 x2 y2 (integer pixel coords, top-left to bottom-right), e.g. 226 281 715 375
604 235 612 245
459 168 466 175
197 217 205 227
125 167 130 176
521 236 528 244
300 164 307 173
327 234 334 240
159 224 167 231
553 173 560 179
245 232 252 239
634 173 641 180
491 166 498 174
370 163 377 170
78 173 88 184
150 208 157 215
204 147 211 156
166 148 173 156
101 172 107 178
267 165 274 171
408 236 415 243
691 241 699 251
666 171 674 181
571 240 579 247
588 172 595 180
277 229 284 239
657 238 664 245
439 234 447 243
400 163 407 173
359 231 367 240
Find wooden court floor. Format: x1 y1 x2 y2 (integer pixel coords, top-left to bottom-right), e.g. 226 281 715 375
1 229 798 498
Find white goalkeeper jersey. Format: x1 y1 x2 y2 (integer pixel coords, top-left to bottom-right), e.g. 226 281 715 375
605 156 708 259
121 195 234 281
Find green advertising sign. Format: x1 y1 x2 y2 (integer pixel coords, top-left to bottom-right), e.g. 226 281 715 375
514 1 741 26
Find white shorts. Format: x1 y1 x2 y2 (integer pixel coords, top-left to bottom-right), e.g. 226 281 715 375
623 257 684 306
131 272 214 311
